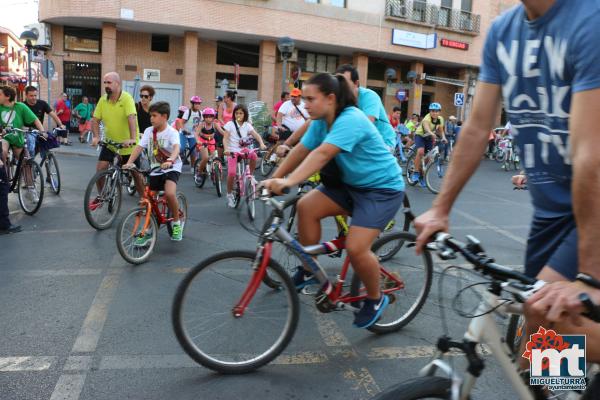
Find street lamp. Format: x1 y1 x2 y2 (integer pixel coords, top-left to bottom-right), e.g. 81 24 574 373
19 29 38 85
277 36 295 93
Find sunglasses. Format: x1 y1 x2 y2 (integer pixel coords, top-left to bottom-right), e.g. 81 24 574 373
140 94 151 99
103 81 112 84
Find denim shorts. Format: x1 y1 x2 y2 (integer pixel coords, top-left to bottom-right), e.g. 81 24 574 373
525 214 577 280
317 184 404 230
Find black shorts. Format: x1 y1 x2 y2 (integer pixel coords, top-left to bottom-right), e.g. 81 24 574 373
56 126 69 138
149 171 180 191
98 146 140 167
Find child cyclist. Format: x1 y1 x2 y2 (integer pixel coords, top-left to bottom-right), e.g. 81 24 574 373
124 101 184 241
194 107 226 179
262 73 405 329
222 104 266 208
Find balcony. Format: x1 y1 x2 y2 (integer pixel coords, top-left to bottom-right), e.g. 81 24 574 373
385 0 481 35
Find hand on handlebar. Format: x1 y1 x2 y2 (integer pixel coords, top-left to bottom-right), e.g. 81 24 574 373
526 280 600 326
260 178 290 196
122 163 135 170
511 174 527 189
414 208 450 255
276 144 291 157
122 139 137 147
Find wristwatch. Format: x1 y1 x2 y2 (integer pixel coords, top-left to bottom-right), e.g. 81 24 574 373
576 273 600 290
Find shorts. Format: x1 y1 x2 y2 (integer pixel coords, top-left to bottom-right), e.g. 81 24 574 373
3 132 24 148
227 150 257 177
317 184 404 230
98 145 140 167
78 120 92 134
149 171 180 191
525 214 577 280
58 122 70 136
415 135 434 153
197 137 216 153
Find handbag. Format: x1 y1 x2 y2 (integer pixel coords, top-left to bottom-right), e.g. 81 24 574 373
152 128 171 163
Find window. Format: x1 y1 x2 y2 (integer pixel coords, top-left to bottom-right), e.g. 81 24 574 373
439 0 452 26
461 0 472 11
412 0 427 23
298 51 338 73
330 0 346 7
460 0 473 30
64 26 101 53
367 61 387 81
216 42 260 68
151 34 169 52
215 72 258 91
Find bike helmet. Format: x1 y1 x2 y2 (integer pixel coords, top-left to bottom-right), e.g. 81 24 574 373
178 105 188 113
202 108 217 118
429 102 442 111
190 96 202 104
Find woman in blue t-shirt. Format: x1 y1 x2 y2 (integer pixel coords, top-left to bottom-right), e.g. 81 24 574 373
262 73 404 329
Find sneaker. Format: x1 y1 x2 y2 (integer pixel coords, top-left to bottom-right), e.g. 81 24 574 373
419 177 427 188
291 266 318 290
134 233 152 247
410 171 420 183
353 295 389 328
171 223 183 241
226 193 236 208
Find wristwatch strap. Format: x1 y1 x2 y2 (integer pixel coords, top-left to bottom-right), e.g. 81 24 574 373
576 273 600 290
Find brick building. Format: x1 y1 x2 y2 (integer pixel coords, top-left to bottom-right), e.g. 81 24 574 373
37 0 518 121
0 27 30 101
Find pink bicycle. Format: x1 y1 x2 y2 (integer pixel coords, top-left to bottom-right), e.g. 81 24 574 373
230 139 258 220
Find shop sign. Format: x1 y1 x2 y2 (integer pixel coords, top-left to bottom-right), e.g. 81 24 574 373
143 69 160 82
392 29 436 50
440 38 469 51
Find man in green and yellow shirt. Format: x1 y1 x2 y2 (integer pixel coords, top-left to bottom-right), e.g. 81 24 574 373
412 103 447 187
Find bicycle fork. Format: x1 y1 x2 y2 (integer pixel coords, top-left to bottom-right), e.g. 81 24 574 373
232 242 274 317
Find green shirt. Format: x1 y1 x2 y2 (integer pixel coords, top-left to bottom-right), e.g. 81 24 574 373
0 102 38 130
93 92 138 155
415 113 445 137
74 103 93 121
405 120 417 133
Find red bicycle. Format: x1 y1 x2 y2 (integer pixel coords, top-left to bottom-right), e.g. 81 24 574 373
172 190 434 374
116 167 188 264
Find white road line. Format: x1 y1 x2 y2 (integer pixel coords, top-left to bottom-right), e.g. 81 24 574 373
367 344 490 360
453 208 527 245
0 356 56 372
49 374 86 400
63 356 93 371
71 271 121 354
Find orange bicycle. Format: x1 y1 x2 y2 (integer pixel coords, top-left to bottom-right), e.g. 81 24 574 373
116 167 188 264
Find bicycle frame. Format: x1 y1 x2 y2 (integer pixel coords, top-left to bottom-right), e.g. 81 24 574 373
234 147 257 198
133 188 177 236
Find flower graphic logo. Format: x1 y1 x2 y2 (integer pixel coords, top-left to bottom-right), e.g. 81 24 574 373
522 326 570 371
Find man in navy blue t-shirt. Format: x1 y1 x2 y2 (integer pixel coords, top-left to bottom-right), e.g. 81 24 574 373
415 0 600 363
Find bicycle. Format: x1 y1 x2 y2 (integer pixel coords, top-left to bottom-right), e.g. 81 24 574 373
172 189 434 374
372 233 600 400
34 128 64 195
499 137 520 171
406 140 446 194
193 141 224 197
229 139 259 220
116 166 188 264
1 128 45 215
83 139 138 230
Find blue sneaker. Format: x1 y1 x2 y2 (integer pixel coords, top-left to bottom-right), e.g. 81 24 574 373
419 176 427 188
292 266 318 290
353 295 389 328
410 171 420 183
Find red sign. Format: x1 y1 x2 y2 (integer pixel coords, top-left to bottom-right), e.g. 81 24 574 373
440 38 469 51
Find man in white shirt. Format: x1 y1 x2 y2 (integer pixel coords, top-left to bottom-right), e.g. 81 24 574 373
276 88 308 141
176 96 203 171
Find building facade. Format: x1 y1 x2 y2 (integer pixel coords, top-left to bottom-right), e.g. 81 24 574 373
37 0 518 121
0 27 30 101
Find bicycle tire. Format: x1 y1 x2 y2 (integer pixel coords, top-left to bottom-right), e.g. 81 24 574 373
349 231 433 333
372 377 452 400
193 159 207 188
245 178 256 221
17 160 44 215
45 153 61 195
116 206 158 264
405 152 418 186
506 314 525 355
172 250 300 374
233 177 241 208
260 150 276 177
214 161 223 197
84 169 123 230
424 156 444 195
495 149 505 163
402 147 415 177
167 192 188 237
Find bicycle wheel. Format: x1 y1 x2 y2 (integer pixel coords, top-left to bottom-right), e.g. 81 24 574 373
84 169 122 230
402 147 415 177
506 314 525 355
495 149 505 163
193 159 206 188
232 177 241 208
213 160 223 197
17 160 44 215
172 251 300 374
372 377 452 399
116 206 158 264
260 150 276 177
125 173 136 196
167 192 188 237
349 231 433 333
425 156 445 195
245 178 256 221
405 153 418 186
45 153 61 195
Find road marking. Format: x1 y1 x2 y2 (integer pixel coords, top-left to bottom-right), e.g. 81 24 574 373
367 344 491 360
49 374 86 400
71 271 121 354
63 356 93 371
343 367 381 399
24 269 103 277
453 208 527 245
273 351 328 365
17 229 97 235
311 309 351 347
0 356 56 371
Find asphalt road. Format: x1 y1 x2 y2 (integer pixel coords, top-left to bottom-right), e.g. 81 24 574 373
0 144 534 400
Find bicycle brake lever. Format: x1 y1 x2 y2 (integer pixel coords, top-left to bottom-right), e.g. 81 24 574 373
580 293 600 323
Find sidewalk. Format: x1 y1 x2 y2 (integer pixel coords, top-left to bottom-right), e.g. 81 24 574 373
53 133 100 158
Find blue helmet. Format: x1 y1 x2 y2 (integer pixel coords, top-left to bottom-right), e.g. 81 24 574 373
429 102 442 111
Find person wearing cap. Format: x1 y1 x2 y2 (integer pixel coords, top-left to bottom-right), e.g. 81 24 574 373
445 115 458 160
177 96 203 170
275 88 308 142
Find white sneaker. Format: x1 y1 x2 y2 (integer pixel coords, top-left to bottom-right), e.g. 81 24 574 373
227 193 236 208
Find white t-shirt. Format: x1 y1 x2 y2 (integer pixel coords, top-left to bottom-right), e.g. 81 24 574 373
139 125 182 175
182 109 202 137
278 100 308 132
224 120 255 153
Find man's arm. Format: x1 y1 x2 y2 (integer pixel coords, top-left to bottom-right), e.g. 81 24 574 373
276 112 284 130
284 120 311 147
126 114 137 145
48 111 64 128
414 82 502 251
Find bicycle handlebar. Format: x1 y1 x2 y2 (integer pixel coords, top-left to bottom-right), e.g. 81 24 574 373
99 139 127 149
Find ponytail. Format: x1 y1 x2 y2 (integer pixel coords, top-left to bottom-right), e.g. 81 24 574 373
306 73 357 118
